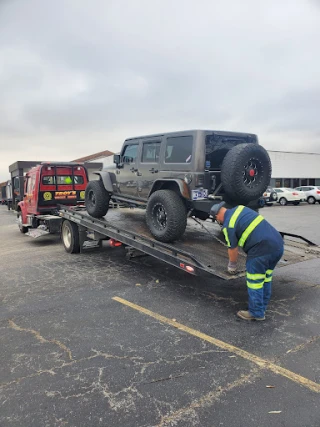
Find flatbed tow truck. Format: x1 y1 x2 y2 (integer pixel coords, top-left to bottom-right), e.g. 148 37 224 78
59 205 320 280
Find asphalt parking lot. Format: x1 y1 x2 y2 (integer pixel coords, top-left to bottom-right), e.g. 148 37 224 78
0 203 320 427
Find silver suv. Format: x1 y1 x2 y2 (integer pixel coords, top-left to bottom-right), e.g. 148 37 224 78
294 186 320 204
85 130 271 242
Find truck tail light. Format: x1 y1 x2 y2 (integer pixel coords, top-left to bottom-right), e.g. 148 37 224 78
180 263 195 274
109 239 122 247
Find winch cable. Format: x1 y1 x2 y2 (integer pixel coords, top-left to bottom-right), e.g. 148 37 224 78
191 215 246 258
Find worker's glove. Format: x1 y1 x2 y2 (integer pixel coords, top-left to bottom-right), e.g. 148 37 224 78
227 261 237 275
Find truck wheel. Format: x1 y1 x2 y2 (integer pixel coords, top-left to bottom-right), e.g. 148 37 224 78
146 190 187 243
61 220 80 253
85 180 110 218
17 213 28 234
221 143 271 204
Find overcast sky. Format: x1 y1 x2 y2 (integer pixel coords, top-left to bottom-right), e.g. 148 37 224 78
1 0 320 181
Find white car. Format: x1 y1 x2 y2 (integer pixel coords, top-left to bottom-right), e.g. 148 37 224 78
294 186 320 204
275 187 306 206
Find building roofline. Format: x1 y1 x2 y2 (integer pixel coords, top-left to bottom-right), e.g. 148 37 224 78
268 150 320 155
73 149 114 163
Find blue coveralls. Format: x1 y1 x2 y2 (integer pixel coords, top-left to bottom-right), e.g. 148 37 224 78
222 206 284 318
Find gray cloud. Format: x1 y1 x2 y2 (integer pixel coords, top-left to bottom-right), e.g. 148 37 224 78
1 0 320 180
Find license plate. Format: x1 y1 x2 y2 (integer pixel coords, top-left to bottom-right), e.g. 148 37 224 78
192 189 208 200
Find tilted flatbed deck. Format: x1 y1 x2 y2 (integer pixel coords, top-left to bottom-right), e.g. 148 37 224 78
59 206 320 280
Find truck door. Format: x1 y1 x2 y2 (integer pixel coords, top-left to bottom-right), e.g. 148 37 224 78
24 172 37 214
117 143 140 198
136 139 161 199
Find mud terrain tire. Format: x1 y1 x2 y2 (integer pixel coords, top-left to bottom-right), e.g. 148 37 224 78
146 190 187 243
221 143 271 204
85 180 110 218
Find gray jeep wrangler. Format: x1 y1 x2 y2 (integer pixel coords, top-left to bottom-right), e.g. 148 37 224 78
85 130 271 242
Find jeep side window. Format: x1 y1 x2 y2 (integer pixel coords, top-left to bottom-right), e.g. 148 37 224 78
142 142 160 163
165 136 193 163
122 144 138 164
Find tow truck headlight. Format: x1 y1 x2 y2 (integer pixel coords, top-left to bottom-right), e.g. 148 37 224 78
80 191 85 199
184 174 192 185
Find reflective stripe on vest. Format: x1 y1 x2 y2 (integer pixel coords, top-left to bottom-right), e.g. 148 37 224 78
238 215 264 247
223 228 231 247
229 205 245 228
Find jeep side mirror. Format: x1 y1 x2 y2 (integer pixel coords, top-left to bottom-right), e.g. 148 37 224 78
113 154 121 164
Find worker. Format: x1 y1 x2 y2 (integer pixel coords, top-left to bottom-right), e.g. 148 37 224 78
210 202 284 321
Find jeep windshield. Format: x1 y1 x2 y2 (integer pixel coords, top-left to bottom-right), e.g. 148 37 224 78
205 133 257 170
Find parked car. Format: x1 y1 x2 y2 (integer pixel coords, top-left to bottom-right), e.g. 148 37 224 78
262 186 278 206
275 187 306 206
85 130 272 242
294 186 320 204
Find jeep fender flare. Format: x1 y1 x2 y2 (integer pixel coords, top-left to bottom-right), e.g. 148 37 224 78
149 179 190 200
93 171 113 193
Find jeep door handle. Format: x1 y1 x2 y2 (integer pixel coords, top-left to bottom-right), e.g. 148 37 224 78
149 168 158 173
130 167 142 176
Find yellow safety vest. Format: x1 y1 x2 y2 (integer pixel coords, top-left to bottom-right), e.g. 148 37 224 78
224 205 264 248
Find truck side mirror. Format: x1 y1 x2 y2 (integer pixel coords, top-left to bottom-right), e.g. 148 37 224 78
113 154 121 164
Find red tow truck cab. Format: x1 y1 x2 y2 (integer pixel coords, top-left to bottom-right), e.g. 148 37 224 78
17 162 88 237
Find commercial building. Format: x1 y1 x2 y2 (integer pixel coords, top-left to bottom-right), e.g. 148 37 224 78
268 151 320 188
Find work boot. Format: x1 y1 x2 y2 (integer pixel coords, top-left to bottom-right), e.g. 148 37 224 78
237 310 265 321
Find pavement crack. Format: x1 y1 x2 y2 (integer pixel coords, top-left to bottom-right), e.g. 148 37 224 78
145 373 187 384
286 335 320 354
0 369 56 389
155 369 260 426
8 319 73 361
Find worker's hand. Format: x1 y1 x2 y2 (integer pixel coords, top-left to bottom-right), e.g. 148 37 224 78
227 261 237 275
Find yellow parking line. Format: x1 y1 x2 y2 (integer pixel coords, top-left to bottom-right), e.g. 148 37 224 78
112 297 320 393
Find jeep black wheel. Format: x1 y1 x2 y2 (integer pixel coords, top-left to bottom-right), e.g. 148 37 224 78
85 180 110 218
221 144 271 204
146 190 187 243
62 220 80 253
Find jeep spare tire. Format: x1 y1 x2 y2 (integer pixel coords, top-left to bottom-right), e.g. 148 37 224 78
146 190 187 243
221 143 271 204
85 180 110 218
